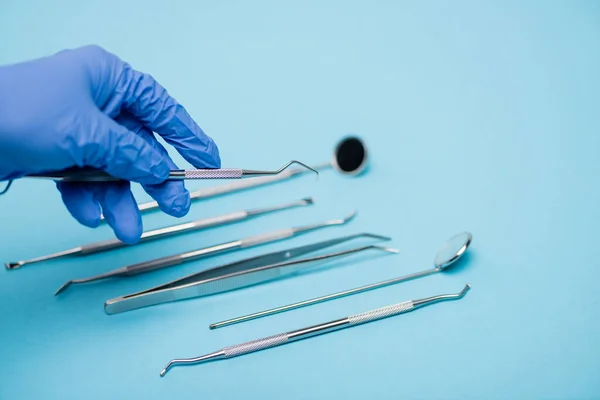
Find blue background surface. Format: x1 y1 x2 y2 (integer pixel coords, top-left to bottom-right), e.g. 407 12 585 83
1 1 599 398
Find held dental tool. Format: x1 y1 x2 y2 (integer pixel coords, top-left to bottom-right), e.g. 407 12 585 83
209 231 472 329
103 233 396 314
5 197 314 270
121 136 368 218
21 160 317 182
160 284 471 377
55 211 358 295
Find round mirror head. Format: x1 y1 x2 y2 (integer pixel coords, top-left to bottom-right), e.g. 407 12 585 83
434 231 472 270
331 136 368 176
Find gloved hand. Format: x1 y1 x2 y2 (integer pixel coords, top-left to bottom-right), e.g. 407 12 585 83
0 45 220 244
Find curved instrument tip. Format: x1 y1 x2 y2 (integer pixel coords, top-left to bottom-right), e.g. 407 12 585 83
326 210 358 226
343 210 358 223
5 262 22 270
284 160 319 176
361 233 391 241
378 246 400 254
160 361 175 377
54 281 73 296
460 283 471 296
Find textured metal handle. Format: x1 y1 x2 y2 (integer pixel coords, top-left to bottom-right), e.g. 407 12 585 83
222 333 289 358
348 301 414 325
132 168 304 215
240 228 295 248
185 169 243 179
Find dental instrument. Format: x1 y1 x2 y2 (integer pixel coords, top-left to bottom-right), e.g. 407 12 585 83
103 233 395 314
209 231 472 329
55 211 358 295
119 136 368 218
22 160 316 182
160 284 471 377
5 197 313 270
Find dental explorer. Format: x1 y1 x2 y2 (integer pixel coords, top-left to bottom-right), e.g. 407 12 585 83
209 231 472 329
22 160 317 182
106 136 368 219
5 197 314 270
55 211 358 295
160 284 472 377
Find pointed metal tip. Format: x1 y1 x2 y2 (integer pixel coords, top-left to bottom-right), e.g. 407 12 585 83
160 368 167 377
344 210 358 222
378 246 400 253
288 160 319 176
302 197 315 205
5 262 22 270
54 281 73 296
360 233 391 241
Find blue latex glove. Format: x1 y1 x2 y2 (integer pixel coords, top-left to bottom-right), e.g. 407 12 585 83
0 45 220 243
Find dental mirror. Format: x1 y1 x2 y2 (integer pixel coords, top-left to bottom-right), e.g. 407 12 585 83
434 231 473 270
330 136 368 176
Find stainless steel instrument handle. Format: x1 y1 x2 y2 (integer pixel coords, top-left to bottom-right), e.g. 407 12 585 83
347 300 414 325
184 169 243 179
190 170 298 199
216 302 416 360
124 255 183 275
222 333 289 358
191 211 248 227
28 168 245 182
133 168 310 215
240 228 295 248
79 238 129 254
81 212 248 255
158 285 470 377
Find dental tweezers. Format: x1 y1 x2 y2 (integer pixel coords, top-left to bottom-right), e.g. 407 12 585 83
55 211 358 295
23 160 317 182
6 197 314 270
104 233 396 314
160 284 471 376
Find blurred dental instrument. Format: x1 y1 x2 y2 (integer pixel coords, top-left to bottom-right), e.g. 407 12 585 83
209 232 472 329
5 197 314 270
160 284 471 377
55 211 358 295
104 233 395 314
121 136 368 219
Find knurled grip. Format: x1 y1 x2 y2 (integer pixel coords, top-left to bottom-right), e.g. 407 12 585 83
222 333 289 357
348 301 414 325
184 169 243 179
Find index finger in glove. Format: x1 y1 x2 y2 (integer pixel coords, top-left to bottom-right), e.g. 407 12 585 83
87 46 221 169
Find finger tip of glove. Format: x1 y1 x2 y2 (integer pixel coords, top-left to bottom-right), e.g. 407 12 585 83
163 191 191 217
113 224 143 245
69 207 102 228
207 141 221 168
187 139 221 169
82 215 102 228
